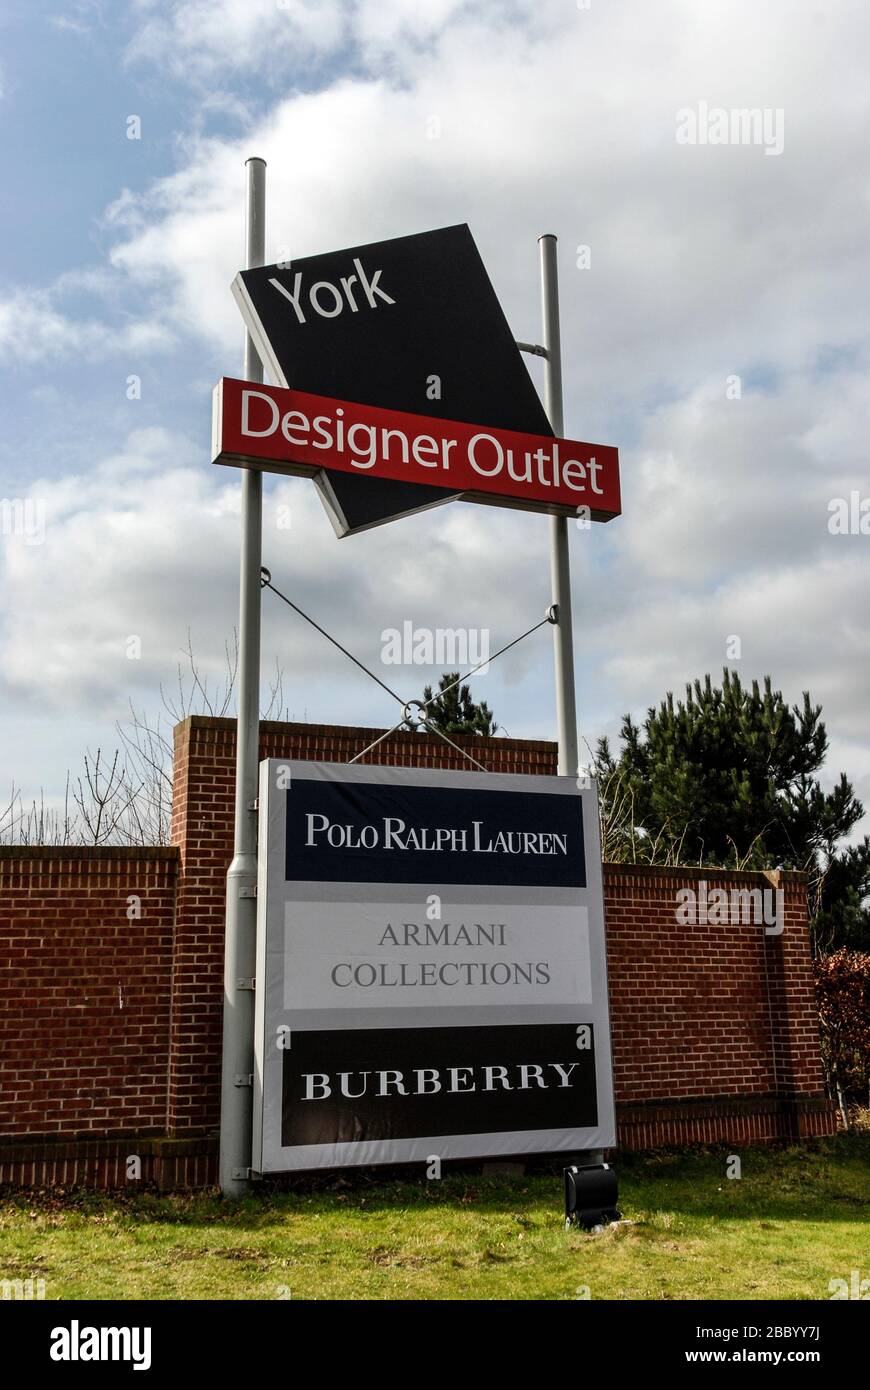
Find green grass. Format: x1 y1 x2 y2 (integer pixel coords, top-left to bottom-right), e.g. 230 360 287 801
1 1136 867 1300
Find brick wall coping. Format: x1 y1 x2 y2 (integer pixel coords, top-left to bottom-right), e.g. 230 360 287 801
0 1093 834 1160
171 720 804 881
602 862 807 885
0 845 180 865
0 846 804 886
173 714 558 756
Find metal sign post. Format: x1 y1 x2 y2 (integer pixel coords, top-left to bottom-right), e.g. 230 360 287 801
216 168 607 1191
539 234 580 779
219 156 266 1197
539 235 601 1168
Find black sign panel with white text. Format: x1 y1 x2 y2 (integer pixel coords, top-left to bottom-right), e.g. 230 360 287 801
284 777 586 887
280 1024 598 1148
233 224 553 534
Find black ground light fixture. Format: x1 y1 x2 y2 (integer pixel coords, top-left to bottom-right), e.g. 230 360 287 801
564 1163 621 1230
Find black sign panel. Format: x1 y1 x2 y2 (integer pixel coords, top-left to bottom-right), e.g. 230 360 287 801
284 778 586 888
281 1024 597 1147
233 224 552 534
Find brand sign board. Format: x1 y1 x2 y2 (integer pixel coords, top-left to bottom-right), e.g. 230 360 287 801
231 223 577 534
253 761 616 1173
212 378 621 532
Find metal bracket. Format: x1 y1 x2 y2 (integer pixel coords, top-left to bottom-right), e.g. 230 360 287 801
234 1074 253 1088
402 698 425 728
239 885 257 899
247 797 259 811
547 603 559 624
237 977 255 991
516 340 549 359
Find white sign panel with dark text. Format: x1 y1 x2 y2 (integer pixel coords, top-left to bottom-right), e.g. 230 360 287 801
253 761 616 1173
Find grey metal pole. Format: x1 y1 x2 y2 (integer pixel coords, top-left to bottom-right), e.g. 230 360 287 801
539 234 579 778
219 156 266 1196
540 237 603 1170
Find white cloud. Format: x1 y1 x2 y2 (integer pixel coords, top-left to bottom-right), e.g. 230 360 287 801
612 368 869 587
126 0 344 78
106 0 870 425
124 0 490 81
588 368 870 794
0 426 556 725
0 288 173 364
4 0 870 834
50 1 108 37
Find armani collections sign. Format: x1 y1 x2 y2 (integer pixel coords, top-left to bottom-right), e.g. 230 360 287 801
253 763 616 1172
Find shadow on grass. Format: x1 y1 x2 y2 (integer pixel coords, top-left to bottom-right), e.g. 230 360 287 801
1 1134 866 1231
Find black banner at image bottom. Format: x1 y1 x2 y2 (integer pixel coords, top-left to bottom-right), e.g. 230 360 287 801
13 1301 862 1373
280 1022 597 1146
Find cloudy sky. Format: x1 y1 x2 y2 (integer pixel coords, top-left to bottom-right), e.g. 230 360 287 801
1 0 869 832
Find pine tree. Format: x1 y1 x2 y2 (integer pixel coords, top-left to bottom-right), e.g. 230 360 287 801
415 672 497 737
597 669 870 950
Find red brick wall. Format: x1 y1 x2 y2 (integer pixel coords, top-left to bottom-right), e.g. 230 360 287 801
603 864 825 1103
0 847 178 1139
167 717 833 1144
602 864 831 1146
0 717 836 1187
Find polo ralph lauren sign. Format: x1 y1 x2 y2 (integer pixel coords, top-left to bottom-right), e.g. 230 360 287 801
253 762 616 1172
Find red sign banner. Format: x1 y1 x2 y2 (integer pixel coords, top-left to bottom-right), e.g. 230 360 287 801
212 377 620 536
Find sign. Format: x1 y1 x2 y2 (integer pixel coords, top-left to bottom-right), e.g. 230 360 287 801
253 761 616 1173
212 378 621 532
232 223 561 534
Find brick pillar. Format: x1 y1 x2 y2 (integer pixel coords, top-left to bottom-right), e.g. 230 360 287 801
167 719 237 1133
761 870 832 1137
